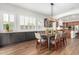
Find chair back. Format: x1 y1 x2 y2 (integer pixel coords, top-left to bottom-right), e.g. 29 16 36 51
55 31 60 40
58 31 63 38
35 33 41 39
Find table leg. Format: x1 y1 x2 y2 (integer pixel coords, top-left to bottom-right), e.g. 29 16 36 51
48 37 50 50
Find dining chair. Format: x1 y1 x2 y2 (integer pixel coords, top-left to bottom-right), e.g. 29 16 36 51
50 35 57 51
50 30 59 51
55 31 61 49
58 31 64 48
50 30 67 51
58 31 67 48
35 32 48 51
62 31 67 47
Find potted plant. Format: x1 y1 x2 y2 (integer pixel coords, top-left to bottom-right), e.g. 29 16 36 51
68 26 71 30
6 24 9 32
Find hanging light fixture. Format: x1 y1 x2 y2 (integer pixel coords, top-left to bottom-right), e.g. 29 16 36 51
50 3 57 30
50 3 54 16
48 3 57 22
44 3 57 28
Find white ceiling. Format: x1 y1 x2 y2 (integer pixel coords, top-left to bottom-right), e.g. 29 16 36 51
11 3 79 16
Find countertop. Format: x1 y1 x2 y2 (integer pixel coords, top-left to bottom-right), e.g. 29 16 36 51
0 30 45 33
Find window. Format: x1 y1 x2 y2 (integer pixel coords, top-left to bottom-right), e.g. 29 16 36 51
19 16 37 30
3 13 9 31
25 16 29 29
9 14 15 22
29 17 36 29
9 14 15 31
3 13 9 23
19 16 25 29
3 13 15 31
36 17 44 29
20 16 25 25
32 17 36 26
25 16 29 25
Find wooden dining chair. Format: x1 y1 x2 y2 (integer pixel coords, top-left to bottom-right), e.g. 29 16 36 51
35 32 48 51
62 31 67 47
50 35 57 51
50 30 67 51
58 31 64 48
58 31 67 48
55 32 61 50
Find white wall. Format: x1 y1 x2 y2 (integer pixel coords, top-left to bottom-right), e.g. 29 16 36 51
0 3 45 32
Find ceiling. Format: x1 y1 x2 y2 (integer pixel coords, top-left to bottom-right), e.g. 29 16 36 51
11 3 79 16
59 14 79 22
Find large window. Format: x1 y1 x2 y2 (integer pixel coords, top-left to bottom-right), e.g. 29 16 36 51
3 13 15 31
3 14 44 31
19 16 36 30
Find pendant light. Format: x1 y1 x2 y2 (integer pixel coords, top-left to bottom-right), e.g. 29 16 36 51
50 3 54 16
48 3 56 22
50 3 57 30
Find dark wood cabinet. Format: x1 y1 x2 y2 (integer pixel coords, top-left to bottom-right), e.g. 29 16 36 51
0 32 36 46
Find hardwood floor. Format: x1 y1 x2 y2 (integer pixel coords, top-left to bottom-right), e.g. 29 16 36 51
0 38 79 55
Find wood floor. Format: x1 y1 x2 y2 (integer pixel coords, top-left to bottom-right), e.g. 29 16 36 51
0 38 79 55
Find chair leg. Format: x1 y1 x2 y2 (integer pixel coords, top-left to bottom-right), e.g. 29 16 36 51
58 40 61 49
36 42 39 48
58 43 60 49
64 39 67 46
61 40 64 48
54 43 57 50
51 44 55 51
56 41 59 50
